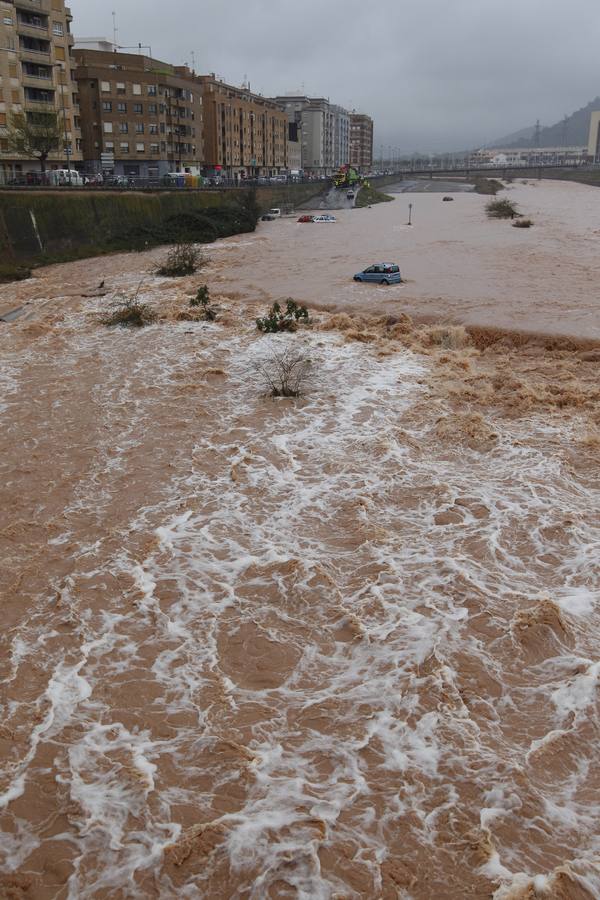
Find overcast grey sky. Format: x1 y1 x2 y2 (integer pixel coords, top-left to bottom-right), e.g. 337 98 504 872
69 0 600 153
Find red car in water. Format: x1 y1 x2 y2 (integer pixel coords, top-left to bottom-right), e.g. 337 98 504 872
297 215 314 223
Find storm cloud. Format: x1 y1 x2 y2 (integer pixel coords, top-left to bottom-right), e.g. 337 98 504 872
70 0 600 152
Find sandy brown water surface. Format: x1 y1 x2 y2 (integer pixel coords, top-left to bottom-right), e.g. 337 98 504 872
208 179 600 340
1 184 600 898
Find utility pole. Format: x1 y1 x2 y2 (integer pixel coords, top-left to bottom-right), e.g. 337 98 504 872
533 118 541 162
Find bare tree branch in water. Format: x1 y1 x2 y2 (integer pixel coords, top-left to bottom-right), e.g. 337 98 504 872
254 347 314 397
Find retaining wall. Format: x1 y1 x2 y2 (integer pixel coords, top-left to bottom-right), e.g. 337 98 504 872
0 182 325 268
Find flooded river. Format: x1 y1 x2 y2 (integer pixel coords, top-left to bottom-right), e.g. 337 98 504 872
1 181 599 898
211 179 600 341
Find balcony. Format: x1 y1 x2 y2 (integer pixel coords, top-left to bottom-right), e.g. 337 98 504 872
22 71 52 88
19 47 51 63
15 0 47 13
17 21 49 39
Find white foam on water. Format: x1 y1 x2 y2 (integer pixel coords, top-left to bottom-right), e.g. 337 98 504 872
1 292 600 896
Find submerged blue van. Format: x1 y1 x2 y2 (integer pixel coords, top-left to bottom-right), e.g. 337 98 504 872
353 263 402 285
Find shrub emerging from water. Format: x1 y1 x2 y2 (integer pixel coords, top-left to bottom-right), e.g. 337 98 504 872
512 218 533 228
485 198 518 219
156 242 206 277
254 347 313 397
256 299 309 333
472 177 503 195
101 295 157 328
190 284 217 320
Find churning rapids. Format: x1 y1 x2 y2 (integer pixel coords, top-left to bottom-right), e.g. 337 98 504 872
1 182 600 899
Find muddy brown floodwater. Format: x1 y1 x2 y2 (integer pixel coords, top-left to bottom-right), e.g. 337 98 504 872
1 181 600 899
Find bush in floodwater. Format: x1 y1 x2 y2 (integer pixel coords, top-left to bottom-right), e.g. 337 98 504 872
254 347 313 397
485 198 518 219
512 218 533 228
190 285 217 320
101 295 157 328
156 242 206 277
256 299 309 333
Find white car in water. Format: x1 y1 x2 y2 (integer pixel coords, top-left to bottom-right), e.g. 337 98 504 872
313 214 336 222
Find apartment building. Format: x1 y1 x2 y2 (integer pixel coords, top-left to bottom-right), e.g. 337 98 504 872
331 104 349 168
349 112 373 171
198 74 287 179
286 121 301 174
272 94 350 174
74 47 203 178
0 0 82 181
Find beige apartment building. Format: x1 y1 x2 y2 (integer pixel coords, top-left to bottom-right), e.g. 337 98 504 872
349 113 373 171
198 74 288 179
0 0 82 182
74 47 203 179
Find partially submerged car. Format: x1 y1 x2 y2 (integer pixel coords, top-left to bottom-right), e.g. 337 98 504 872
353 263 402 285
297 214 314 223
313 214 336 222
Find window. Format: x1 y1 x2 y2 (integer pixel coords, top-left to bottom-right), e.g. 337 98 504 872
147 84 157 96
103 122 113 133
55 46 65 61
101 81 110 93
119 122 128 133
135 123 144 133
148 103 157 114
150 143 159 153
52 21 63 35
117 101 126 113
116 82 125 94
3 16 13 25
149 123 158 134
133 103 143 115
136 142 144 152
102 101 112 112
0 113 5 126
120 142 129 153
104 141 114 150
132 83 141 95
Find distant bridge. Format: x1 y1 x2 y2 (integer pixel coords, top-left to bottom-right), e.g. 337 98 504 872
373 161 599 181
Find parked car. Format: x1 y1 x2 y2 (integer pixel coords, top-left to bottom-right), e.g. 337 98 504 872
353 263 402 285
297 215 314 223
268 208 281 218
261 213 277 221
313 214 336 222
49 169 85 186
346 190 355 199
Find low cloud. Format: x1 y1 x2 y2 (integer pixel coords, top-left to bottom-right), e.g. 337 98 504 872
70 0 600 151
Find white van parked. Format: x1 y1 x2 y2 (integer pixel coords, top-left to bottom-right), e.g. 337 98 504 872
49 169 85 186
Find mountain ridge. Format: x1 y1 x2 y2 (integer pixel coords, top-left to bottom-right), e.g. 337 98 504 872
490 97 600 149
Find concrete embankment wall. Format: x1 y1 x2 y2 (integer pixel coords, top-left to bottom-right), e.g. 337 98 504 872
0 182 324 269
